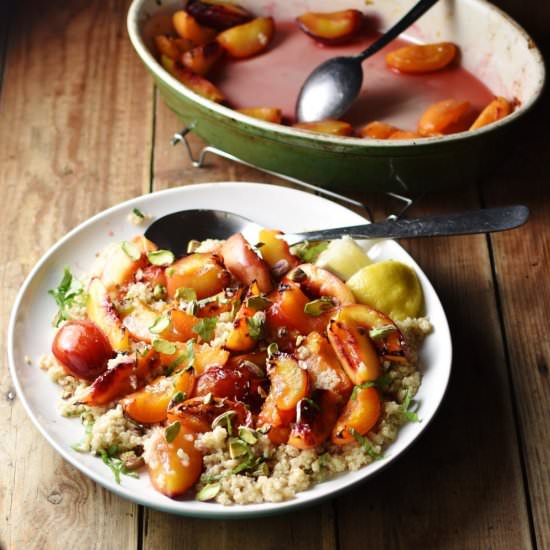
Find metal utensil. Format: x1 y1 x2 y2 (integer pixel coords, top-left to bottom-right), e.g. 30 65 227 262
145 205 529 257
295 0 439 122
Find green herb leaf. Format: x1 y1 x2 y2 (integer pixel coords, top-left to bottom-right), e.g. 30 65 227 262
246 295 271 311
99 448 139 484
369 324 397 340
48 267 86 327
193 317 218 342
149 315 170 334
197 482 221 501
165 421 181 443
304 297 335 317
175 287 197 301
147 249 175 266
292 241 329 263
348 428 382 459
132 207 145 220
171 391 185 405
153 338 177 355
351 374 392 399
246 312 265 341
401 389 420 422
121 241 141 261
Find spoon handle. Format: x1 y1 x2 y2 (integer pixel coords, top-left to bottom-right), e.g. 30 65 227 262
355 0 440 63
286 205 529 244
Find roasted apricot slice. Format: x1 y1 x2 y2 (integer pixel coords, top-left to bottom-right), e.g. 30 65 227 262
220 233 273 293
161 55 225 102
121 369 195 424
268 354 309 411
258 229 299 275
358 121 399 139
389 130 422 140
154 34 194 60
173 10 217 45
165 252 230 300
236 107 283 124
386 42 457 74
216 17 275 59
331 386 381 445
186 0 253 30
146 425 202 498
257 393 294 444
297 10 363 43
122 301 165 343
288 390 340 449
293 119 353 136
417 99 473 136
470 96 513 130
181 42 224 76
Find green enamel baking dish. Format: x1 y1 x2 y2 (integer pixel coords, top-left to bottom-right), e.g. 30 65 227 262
127 0 545 193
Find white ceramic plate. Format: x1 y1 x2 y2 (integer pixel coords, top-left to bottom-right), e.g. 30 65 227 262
8 182 452 518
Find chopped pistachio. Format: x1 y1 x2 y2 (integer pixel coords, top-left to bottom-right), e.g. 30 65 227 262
211 410 237 431
246 311 265 340
153 284 166 300
148 315 170 334
246 295 271 311
187 240 201 254
152 338 177 355
229 438 249 459
202 392 213 405
147 249 175 266
304 297 335 317
267 342 279 359
196 482 221 501
175 287 197 301
121 241 141 261
238 426 258 445
369 325 397 340
171 391 185 405
164 421 181 443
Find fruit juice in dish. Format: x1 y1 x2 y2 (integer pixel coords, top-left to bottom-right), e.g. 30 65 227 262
214 21 494 129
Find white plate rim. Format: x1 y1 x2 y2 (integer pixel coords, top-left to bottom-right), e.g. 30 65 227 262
8 182 452 518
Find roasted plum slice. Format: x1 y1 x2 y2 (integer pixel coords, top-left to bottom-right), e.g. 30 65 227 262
417 99 474 136
154 34 194 60
297 9 363 44
181 42 224 76
470 96 513 130
258 229 300 276
293 119 353 136
236 107 283 124
186 0 253 30
216 17 275 59
173 10 217 45
267 353 309 411
358 121 400 139
386 42 457 74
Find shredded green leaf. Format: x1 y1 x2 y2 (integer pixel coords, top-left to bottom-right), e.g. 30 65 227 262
165 421 181 443
348 428 382 459
401 389 420 422
48 267 87 327
193 316 218 341
351 374 392 399
99 447 139 484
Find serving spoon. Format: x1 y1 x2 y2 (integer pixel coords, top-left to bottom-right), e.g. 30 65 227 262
295 0 440 122
144 205 529 258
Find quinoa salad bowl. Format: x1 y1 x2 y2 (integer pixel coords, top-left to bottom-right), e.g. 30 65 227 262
8 182 452 518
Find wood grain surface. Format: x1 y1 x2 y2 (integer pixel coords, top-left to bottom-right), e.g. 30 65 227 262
1 0 549 549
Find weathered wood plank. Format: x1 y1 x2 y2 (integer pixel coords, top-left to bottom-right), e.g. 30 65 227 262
337 188 533 549
0 1 153 548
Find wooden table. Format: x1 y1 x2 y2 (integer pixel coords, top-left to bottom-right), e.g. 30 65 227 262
1 1 549 548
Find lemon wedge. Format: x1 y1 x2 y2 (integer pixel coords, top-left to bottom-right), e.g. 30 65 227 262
346 260 424 320
315 236 372 281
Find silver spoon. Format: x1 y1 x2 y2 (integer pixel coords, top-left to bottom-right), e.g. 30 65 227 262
144 205 529 257
295 0 440 123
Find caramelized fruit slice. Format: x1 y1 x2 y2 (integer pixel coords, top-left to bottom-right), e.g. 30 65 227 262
165 252 230 300
417 99 473 136
358 121 399 139
386 42 457 73
389 130 422 140
225 282 264 352
167 396 252 433
173 10 217 45
297 10 363 43
122 301 165 343
146 426 202 498
181 42 224 76
220 233 273 293
257 393 295 444
293 119 353 136
154 35 194 60
332 386 381 445
216 17 275 59
121 369 196 424
236 107 283 124
288 390 340 449
258 229 299 275
269 354 309 411
470 97 513 130
87 278 130 353
161 55 225 102
186 0 253 30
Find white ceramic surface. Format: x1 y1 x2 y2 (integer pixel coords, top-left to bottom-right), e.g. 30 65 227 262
8 182 452 518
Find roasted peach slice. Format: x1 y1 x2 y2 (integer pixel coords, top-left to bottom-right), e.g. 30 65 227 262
146 425 202 498
186 0 253 30
161 55 225 102
165 252 230 300
121 301 163 343
470 97 513 130
196 287 243 318
288 390 340 449
297 10 363 43
193 344 230 375
268 354 309 411
173 10 217 45
417 99 473 136
87 278 130 353
236 107 283 124
167 396 252 433
293 119 353 136
121 369 196 424
220 233 273 293
300 332 353 400
331 386 381 445
258 229 299 275
358 121 399 139
386 42 457 73
154 34 194 60
389 130 422 140
257 393 294 444
216 17 275 59
181 42 224 76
